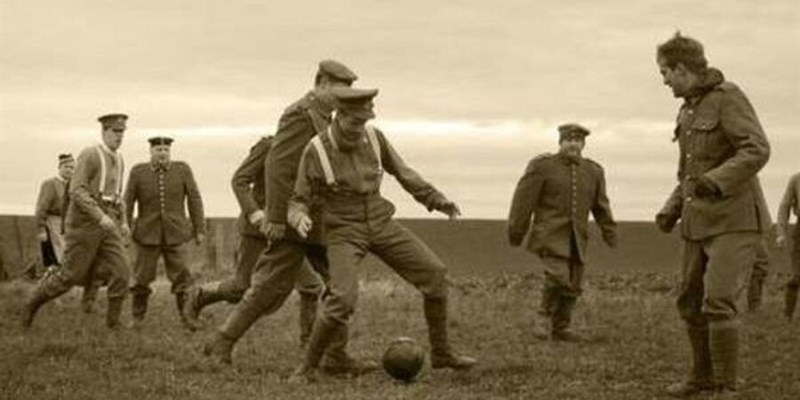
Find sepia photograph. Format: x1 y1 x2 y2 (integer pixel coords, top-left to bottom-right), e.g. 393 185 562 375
1 0 798 399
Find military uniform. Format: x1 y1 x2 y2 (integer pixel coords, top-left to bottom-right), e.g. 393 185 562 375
777 172 800 318
35 175 68 267
184 136 322 342
656 68 770 392
287 88 475 382
508 124 617 339
124 138 205 325
23 114 132 329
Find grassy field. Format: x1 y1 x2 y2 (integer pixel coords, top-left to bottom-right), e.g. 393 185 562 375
1 270 797 400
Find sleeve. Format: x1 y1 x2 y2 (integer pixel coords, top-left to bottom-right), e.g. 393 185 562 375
289 144 320 221
377 130 445 210
182 163 205 235
266 109 315 223
123 167 137 225
507 159 544 247
70 148 105 223
591 165 617 247
704 89 771 195
231 139 268 217
657 185 683 221
776 175 799 237
34 180 53 230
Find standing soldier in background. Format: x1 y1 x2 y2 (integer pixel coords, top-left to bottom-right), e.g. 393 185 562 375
508 123 617 342
776 171 800 319
183 135 322 346
35 154 75 273
124 137 205 329
22 113 132 329
654 33 771 396
203 60 372 375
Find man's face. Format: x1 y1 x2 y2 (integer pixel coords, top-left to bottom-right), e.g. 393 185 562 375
657 56 692 98
58 161 75 180
150 144 171 164
316 76 351 106
102 127 125 151
559 137 585 157
335 114 368 150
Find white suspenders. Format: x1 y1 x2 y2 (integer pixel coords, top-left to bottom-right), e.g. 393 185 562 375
310 125 382 186
94 145 124 200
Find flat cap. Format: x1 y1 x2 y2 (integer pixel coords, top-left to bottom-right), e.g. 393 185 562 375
148 136 174 146
58 153 74 165
331 87 378 119
98 113 128 130
558 123 590 141
318 60 358 83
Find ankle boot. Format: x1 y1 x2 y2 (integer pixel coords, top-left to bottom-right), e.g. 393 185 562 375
424 297 477 370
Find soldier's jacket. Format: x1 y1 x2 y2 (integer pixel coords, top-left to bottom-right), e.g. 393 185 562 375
292 126 445 232
35 176 67 230
508 152 616 263
658 68 771 241
777 172 800 238
231 136 272 237
265 91 332 242
124 161 205 246
66 144 127 229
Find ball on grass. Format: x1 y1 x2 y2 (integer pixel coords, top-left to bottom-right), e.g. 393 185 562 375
382 336 425 383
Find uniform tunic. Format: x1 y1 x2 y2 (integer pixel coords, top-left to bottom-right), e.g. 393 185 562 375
35 176 68 264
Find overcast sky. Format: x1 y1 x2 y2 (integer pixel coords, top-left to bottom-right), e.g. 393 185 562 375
1 0 798 220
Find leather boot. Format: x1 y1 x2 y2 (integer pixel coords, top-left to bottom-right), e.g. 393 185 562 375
131 292 149 327
551 295 581 342
21 285 54 328
298 292 318 347
288 316 341 384
202 331 235 365
665 325 714 397
81 281 100 314
106 296 125 329
424 297 477 370
710 321 739 393
532 285 558 340
785 284 799 319
183 282 237 330
319 323 378 376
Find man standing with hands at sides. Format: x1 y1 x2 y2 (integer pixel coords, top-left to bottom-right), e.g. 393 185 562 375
35 153 75 273
204 61 372 376
508 123 617 342
287 87 477 383
124 136 205 329
776 171 800 319
22 113 132 330
183 134 322 345
654 33 770 396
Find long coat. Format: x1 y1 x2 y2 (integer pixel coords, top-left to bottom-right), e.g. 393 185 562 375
508 153 617 264
124 161 205 246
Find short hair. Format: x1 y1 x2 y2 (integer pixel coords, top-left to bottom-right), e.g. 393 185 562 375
656 31 708 73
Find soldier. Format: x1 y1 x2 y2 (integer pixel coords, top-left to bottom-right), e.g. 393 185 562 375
287 87 477 383
183 135 322 346
22 113 132 329
508 123 617 342
654 33 771 396
776 171 800 319
35 154 75 272
124 136 205 329
204 60 370 375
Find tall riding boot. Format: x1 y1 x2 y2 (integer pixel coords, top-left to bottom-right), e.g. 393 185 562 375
106 296 125 329
289 316 342 384
785 284 799 319
709 320 740 393
319 322 379 375
424 297 477 369
131 292 149 327
81 281 101 314
551 294 580 341
21 285 56 328
666 325 714 397
298 292 318 347
533 285 558 339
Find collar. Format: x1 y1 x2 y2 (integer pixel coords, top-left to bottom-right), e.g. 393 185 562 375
557 151 582 165
683 67 725 102
150 160 171 172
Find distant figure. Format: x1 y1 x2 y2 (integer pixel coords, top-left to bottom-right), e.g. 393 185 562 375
654 33 771 396
22 113 132 329
287 87 476 383
124 136 205 329
183 135 321 343
508 123 617 342
35 153 75 271
776 171 800 319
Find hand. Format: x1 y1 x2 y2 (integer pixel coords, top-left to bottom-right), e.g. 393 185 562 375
436 199 461 220
248 210 265 226
195 233 205 246
776 234 786 248
36 230 48 242
99 215 116 231
694 176 720 198
262 222 286 242
292 214 313 239
655 213 678 233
